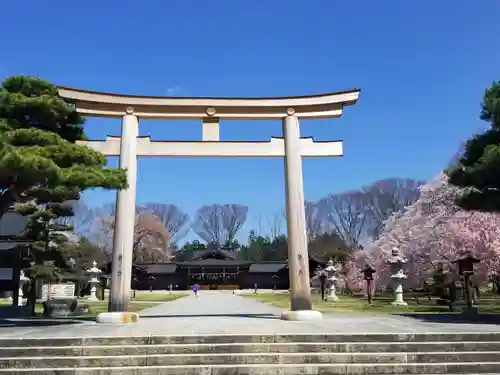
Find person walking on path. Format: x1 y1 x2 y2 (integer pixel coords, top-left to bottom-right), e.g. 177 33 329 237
193 283 199 298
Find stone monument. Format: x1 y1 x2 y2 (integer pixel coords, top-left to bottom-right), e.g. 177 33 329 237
388 247 408 306
324 260 341 302
18 271 27 306
86 261 102 301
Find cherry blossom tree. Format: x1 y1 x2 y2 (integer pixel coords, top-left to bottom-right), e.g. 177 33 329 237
341 254 366 294
359 173 500 289
438 212 500 282
94 211 173 264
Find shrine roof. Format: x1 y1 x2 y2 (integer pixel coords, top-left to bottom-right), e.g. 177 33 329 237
284 255 327 267
141 264 177 274
191 248 238 261
177 259 251 267
248 263 287 273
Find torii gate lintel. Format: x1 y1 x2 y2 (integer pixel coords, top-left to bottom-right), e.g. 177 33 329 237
77 136 343 158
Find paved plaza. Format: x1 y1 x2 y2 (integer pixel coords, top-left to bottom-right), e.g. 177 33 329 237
1 291 500 338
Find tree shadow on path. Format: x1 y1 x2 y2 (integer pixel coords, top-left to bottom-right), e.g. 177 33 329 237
142 313 280 320
0 318 84 328
395 313 500 325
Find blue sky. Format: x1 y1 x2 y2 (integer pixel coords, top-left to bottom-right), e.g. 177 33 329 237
1 1 499 242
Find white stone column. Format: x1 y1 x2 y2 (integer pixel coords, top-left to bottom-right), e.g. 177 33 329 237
108 108 138 312
281 111 322 321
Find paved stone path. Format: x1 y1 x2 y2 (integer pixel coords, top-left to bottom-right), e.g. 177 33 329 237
1 291 500 338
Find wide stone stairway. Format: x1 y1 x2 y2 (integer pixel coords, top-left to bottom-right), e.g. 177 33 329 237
1 332 500 374
2 292 500 374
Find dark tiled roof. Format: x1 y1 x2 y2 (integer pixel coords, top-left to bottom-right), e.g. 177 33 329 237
177 259 251 267
141 264 177 274
284 255 326 268
248 263 287 273
191 248 237 261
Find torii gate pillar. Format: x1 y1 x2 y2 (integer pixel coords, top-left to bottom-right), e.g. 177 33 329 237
109 109 138 312
281 113 321 320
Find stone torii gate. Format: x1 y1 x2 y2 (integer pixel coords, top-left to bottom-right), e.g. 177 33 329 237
58 86 360 321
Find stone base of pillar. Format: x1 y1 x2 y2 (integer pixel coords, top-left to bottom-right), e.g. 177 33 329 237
96 312 140 324
280 310 323 321
391 300 408 307
325 293 339 302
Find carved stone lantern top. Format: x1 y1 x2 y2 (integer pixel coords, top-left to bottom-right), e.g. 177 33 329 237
325 259 341 272
324 259 341 281
388 247 407 280
387 247 407 265
86 261 102 275
19 270 28 282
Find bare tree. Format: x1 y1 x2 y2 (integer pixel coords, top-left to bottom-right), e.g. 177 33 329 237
192 205 223 244
362 178 424 240
305 201 324 242
253 213 264 237
193 204 249 245
267 212 284 239
56 200 97 237
317 191 372 249
278 202 326 241
137 203 189 244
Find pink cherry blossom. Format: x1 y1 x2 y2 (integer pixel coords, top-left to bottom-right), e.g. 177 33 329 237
355 173 500 289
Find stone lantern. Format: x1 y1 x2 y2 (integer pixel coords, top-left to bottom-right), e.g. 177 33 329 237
86 261 102 301
452 254 480 312
361 264 376 304
387 247 407 306
323 260 341 302
455 255 480 278
18 271 28 306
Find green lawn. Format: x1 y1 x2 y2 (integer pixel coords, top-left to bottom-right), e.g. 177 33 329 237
130 291 189 302
243 292 500 315
77 300 158 317
0 292 188 318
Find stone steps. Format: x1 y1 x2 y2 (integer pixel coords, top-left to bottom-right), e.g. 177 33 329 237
0 333 499 374
2 332 500 346
0 364 500 375
2 352 500 367
1 341 500 356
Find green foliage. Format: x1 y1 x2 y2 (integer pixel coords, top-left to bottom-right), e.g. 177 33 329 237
446 81 500 211
0 75 128 310
19 204 73 282
308 232 351 262
240 231 288 261
176 240 207 261
66 236 109 286
239 230 350 262
0 75 127 215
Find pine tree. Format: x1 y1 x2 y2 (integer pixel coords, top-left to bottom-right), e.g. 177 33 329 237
0 75 126 216
16 201 74 313
446 81 500 211
0 75 127 313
